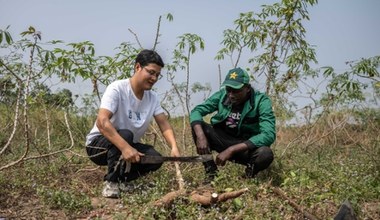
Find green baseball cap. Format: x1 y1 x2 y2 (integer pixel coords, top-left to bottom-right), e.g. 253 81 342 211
221 67 250 89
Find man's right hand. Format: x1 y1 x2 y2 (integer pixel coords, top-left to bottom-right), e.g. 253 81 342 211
196 135 210 155
193 124 210 155
96 108 144 163
121 146 144 163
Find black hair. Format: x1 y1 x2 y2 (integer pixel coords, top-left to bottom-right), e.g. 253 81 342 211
135 49 164 68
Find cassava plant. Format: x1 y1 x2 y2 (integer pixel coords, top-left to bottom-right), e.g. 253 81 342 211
215 0 318 123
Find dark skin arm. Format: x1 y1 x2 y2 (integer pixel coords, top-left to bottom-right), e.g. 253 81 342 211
192 124 210 155
216 143 249 166
193 124 249 166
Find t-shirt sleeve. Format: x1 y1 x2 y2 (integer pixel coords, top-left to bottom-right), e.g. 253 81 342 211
153 93 165 116
100 82 119 113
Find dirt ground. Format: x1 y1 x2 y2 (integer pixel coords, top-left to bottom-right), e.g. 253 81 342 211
1 165 379 220
0 167 111 220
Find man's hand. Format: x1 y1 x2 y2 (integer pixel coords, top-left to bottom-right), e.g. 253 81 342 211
96 108 144 163
170 147 181 157
121 146 144 163
215 147 234 166
193 124 210 155
196 135 210 155
216 143 249 166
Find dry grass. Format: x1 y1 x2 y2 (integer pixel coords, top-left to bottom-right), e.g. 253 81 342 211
0 109 379 219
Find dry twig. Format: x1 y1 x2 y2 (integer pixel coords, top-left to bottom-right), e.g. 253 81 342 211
272 187 320 220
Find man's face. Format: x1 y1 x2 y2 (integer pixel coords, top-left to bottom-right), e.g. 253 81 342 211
135 63 162 90
226 85 250 106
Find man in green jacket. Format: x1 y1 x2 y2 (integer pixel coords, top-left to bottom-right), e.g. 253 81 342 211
190 67 275 181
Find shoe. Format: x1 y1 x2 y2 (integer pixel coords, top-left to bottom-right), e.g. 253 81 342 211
102 181 120 198
244 164 258 178
119 182 135 193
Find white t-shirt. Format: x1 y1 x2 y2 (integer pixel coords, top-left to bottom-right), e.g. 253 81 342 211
86 79 164 145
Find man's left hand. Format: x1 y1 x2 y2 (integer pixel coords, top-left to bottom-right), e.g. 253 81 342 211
170 147 181 157
215 148 234 166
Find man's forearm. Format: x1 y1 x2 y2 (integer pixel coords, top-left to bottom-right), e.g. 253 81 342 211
228 142 249 154
162 128 177 148
192 124 205 138
97 118 133 152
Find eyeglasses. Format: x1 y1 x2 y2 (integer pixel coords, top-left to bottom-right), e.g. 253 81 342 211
144 67 162 80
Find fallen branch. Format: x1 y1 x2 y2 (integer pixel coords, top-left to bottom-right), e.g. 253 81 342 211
174 162 185 191
272 187 320 220
153 162 186 207
0 111 75 171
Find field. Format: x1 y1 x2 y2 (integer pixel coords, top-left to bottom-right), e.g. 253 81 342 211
0 111 379 219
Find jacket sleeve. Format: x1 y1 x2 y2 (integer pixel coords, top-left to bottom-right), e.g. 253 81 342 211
247 95 276 147
189 90 223 126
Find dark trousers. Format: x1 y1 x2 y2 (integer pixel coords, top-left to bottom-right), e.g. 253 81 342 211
192 122 274 176
86 129 162 183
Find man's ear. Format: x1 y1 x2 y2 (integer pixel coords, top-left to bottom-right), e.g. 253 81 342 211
135 63 142 72
244 84 250 90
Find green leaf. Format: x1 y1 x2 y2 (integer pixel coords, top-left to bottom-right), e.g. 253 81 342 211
4 32 12 44
45 51 49 62
166 13 173 21
225 188 233 192
232 198 243 209
375 82 380 88
322 66 334 77
290 171 296 177
28 26 35 33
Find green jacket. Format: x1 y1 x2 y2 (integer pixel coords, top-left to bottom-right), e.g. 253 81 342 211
190 87 276 149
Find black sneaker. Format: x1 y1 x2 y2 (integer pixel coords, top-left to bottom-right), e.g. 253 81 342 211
202 160 218 184
244 164 258 178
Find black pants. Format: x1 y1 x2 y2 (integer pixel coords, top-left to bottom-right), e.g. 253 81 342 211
86 129 162 183
192 122 274 176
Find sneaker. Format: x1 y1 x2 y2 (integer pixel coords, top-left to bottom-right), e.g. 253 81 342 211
119 182 135 193
102 181 120 198
244 164 258 178
203 160 218 184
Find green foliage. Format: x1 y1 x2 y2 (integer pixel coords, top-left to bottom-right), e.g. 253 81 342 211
37 187 92 213
280 145 379 206
166 13 174 21
168 33 205 115
0 25 13 44
215 0 318 124
51 40 138 87
318 56 380 107
0 76 17 104
1 2 379 219
31 83 74 108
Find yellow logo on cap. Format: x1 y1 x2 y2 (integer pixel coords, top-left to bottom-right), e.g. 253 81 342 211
229 72 238 79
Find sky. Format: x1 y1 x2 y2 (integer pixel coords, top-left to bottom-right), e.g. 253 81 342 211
1 0 380 113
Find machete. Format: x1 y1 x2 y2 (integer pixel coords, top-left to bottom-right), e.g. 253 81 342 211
139 154 213 164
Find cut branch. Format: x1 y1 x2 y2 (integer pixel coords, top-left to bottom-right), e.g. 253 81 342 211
153 161 186 207
272 187 320 220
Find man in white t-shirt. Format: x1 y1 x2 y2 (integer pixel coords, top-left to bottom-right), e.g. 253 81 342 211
86 49 180 198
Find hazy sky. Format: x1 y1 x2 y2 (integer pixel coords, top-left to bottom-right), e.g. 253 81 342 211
1 0 379 111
